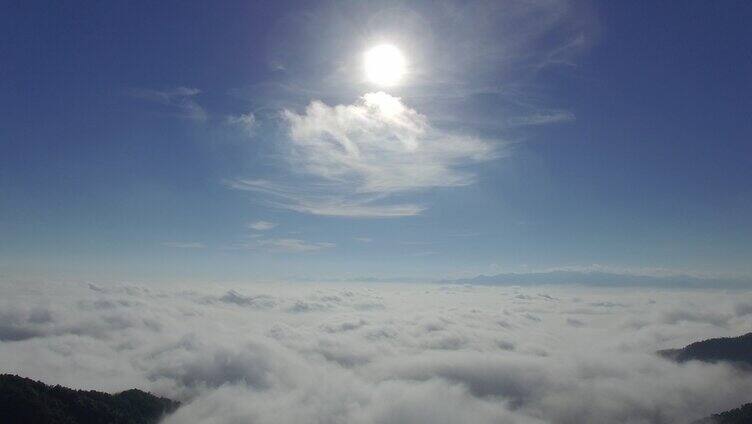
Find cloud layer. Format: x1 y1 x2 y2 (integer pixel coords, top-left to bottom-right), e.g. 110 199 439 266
232 92 497 217
2 281 752 423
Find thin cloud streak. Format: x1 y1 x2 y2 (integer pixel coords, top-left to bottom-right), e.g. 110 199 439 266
226 112 256 135
256 238 335 253
129 87 207 121
226 236 335 253
247 221 278 231
507 110 575 127
228 179 425 218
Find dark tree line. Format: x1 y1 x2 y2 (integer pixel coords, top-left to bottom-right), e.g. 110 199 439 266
0 374 179 424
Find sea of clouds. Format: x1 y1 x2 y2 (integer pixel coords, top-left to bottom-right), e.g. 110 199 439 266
1 281 752 424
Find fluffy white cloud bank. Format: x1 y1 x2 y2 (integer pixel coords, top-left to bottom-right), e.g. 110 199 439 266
284 92 493 193
2 281 752 424
232 92 497 217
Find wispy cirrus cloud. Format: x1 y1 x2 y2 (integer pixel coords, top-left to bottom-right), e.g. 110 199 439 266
507 110 575 127
255 238 334 253
227 224 334 252
226 112 256 135
130 87 207 121
227 238 334 253
230 92 498 218
229 179 425 218
246 221 277 231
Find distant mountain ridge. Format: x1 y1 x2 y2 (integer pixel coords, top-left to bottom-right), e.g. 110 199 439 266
658 333 752 367
0 374 179 424
444 270 751 288
691 403 752 424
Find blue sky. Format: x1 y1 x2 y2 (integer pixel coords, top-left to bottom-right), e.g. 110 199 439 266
2 1 751 283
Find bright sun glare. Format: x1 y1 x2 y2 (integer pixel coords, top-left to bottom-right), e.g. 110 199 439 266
364 44 406 86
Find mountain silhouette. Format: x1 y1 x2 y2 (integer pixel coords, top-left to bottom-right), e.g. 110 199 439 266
445 271 751 288
0 374 179 424
691 403 752 424
658 333 752 367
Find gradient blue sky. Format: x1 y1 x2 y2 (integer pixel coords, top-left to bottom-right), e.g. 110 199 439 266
2 1 751 283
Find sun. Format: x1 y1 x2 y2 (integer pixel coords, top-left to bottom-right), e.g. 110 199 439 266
364 44 406 86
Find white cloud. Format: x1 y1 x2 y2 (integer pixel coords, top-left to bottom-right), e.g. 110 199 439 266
230 92 498 218
227 112 256 135
284 92 494 193
229 179 425 218
227 236 334 253
255 238 334 253
130 87 207 121
247 221 277 231
2 282 752 424
508 110 575 126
